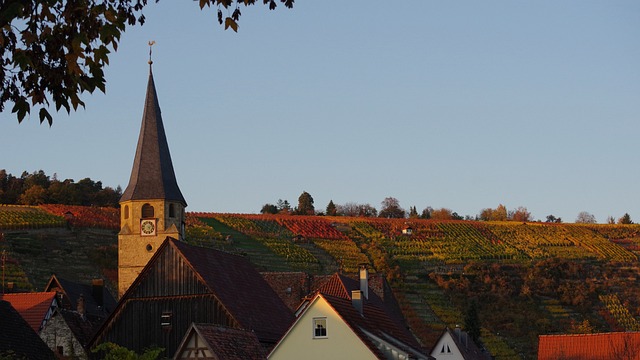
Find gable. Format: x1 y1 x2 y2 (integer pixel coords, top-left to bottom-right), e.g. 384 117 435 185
128 240 210 299
269 296 377 360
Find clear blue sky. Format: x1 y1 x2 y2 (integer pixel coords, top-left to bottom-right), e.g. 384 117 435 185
1 1 639 223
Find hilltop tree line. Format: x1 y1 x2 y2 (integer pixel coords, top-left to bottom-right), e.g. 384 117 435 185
0 170 121 207
261 192 634 224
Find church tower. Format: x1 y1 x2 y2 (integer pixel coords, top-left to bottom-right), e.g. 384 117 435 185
118 60 187 297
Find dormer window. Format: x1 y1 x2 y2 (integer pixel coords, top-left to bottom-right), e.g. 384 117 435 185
313 317 327 338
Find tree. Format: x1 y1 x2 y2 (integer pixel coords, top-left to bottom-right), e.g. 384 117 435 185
479 204 508 221
18 185 46 205
509 206 532 222
420 207 432 219
575 211 597 224
378 197 405 219
92 342 163 360
325 200 337 216
546 214 562 223
260 203 278 214
1 0 294 124
430 208 454 220
463 299 481 345
618 213 633 224
295 191 315 215
408 206 418 218
276 199 291 213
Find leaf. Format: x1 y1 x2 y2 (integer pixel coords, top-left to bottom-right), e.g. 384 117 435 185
199 0 208 9
224 17 238 32
39 108 53 126
269 0 277 10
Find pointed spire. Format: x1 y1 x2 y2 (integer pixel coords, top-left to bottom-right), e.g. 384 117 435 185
120 58 186 206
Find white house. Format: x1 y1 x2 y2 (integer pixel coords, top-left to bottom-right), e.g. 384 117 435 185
269 266 431 360
430 327 491 360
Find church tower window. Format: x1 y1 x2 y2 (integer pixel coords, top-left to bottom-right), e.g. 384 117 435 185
142 204 154 218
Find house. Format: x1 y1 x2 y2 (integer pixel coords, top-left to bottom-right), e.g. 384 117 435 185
402 226 413 236
39 275 118 359
173 323 266 360
430 327 492 360
268 266 431 360
538 332 640 360
0 300 56 360
43 275 116 318
0 291 57 333
91 237 294 357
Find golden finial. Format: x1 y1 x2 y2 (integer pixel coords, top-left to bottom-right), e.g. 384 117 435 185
148 40 156 65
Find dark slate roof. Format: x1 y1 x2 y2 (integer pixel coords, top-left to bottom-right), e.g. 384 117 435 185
45 275 117 318
58 309 105 348
0 300 56 360
183 324 266 360
171 239 294 343
120 68 186 205
444 328 493 360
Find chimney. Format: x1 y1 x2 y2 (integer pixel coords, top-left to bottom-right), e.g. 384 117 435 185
352 290 363 315
359 264 369 300
92 279 104 308
77 294 86 318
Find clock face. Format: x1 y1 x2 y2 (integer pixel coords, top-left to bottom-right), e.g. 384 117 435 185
141 219 156 236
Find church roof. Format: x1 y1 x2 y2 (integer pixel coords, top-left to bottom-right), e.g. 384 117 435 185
120 68 186 205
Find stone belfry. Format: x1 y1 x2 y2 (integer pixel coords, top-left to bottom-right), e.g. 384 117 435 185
118 52 187 297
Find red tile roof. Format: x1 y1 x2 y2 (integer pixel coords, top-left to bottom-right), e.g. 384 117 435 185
538 332 640 360
0 292 56 332
0 300 56 360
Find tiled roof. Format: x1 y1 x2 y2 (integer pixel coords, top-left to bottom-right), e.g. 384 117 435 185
45 275 117 318
170 239 294 343
0 300 56 360
189 324 266 360
314 273 410 337
0 292 56 332
320 294 429 359
538 332 640 360
120 68 186 205
59 309 105 347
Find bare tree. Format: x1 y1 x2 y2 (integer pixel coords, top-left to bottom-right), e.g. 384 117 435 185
575 211 597 224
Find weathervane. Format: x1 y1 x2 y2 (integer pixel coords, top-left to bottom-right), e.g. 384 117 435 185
148 40 156 65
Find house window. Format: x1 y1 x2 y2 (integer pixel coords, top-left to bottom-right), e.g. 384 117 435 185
124 205 129 219
313 317 327 338
169 204 175 218
142 203 154 218
440 343 452 354
161 311 172 331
